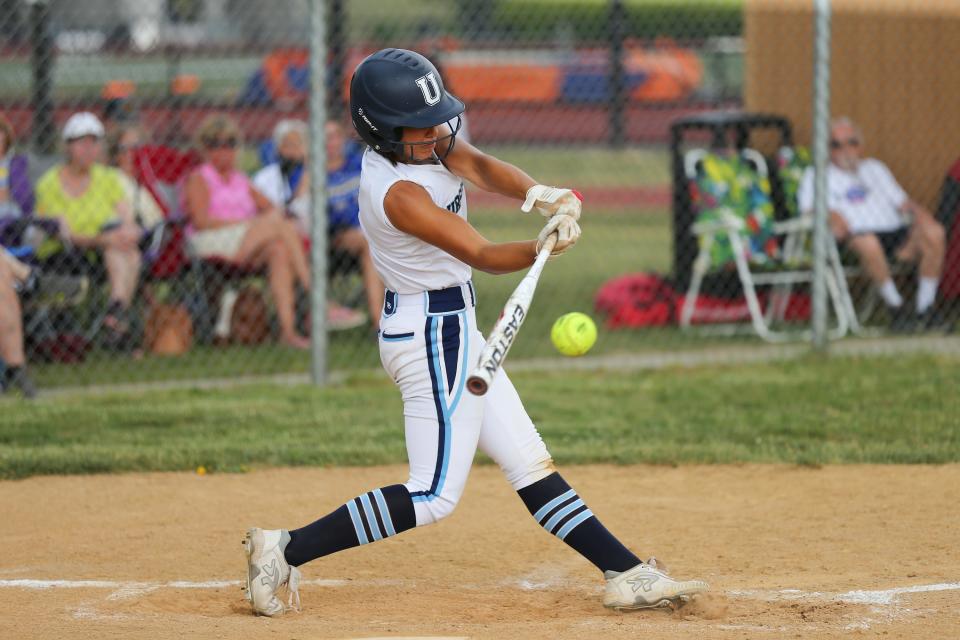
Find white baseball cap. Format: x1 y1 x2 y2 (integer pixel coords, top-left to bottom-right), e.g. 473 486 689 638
62 112 105 141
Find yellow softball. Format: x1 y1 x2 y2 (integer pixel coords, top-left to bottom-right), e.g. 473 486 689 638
551 312 597 357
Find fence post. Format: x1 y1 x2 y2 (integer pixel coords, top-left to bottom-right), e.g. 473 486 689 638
309 0 329 385
608 0 626 149
28 0 55 155
327 0 346 119
811 0 831 351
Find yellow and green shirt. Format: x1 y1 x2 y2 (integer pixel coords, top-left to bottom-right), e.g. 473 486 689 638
35 164 127 239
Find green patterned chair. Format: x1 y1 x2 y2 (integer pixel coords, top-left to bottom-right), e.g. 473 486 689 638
679 147 856 341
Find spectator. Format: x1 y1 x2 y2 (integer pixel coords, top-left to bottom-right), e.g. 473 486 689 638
0 114 88 309
185 115 365 349
35 112 142 344
253 119 384 328
798 116 946 330
107 123 164 231
0 253 35 398
0 113 34 219
1 244 85 399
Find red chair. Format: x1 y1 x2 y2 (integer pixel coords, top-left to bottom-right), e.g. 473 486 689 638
131 145 202 281
132 145 269 342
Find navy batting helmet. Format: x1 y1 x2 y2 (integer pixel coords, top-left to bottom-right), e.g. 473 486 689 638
349 48 464 161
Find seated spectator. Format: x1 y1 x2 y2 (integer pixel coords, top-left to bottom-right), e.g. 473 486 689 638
0 253 35 398
0 113 34 220
107 123 165 231
253 119 384 328
185 115 365 349
0 114 88 308
35 112 142 343
798 116 946 330
0 247 85 399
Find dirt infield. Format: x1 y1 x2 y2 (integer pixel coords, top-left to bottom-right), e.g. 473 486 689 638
2 464 958 639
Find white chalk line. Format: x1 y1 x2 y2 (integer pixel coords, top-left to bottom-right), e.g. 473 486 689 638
3 578 959 602
726 581 960 606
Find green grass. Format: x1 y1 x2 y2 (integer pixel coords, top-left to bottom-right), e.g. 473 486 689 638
2 353 958 479
485 147 669 188
0 55 262 101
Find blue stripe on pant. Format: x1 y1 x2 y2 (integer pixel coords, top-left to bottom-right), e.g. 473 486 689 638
410 313 467 504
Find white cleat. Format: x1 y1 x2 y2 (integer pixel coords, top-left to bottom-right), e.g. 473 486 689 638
243 528 302 616
603 558 708 611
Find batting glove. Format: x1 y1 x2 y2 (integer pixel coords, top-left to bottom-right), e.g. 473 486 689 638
521 185 583 220
536 214 581 257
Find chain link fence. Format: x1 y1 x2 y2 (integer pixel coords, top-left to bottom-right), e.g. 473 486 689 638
0 0 956 396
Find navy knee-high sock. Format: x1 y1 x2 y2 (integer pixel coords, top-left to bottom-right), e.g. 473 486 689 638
284 484 416 567
518 472 640 573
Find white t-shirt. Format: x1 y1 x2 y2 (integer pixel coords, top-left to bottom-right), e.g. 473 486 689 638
252 163 310 235
252 164 287 206
358 148 470 294
798 158 907 234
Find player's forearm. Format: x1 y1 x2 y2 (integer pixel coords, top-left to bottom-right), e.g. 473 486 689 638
471 240 537 274
469 153 536 201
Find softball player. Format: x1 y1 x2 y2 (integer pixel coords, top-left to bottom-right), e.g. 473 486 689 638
245 48 707 616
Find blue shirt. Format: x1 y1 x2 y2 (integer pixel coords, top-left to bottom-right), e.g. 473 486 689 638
325 148 362 229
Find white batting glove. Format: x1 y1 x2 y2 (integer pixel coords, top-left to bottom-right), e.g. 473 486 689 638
521 185 583 220
536 214 581 257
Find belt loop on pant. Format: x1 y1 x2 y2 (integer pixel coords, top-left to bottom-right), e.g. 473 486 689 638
383 289 398 317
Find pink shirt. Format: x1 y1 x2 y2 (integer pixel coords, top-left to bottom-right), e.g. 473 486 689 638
196 163 256 223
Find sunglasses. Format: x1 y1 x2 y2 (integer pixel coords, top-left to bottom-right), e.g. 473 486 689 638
830 137 860 150
204 137 238 149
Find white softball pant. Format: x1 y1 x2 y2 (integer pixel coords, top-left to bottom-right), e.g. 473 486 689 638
377 282 554 527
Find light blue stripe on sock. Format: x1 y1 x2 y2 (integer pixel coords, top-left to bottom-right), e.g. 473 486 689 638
346 499 369 545
359 493 383 541
533 489 577 524
556 509 594 541
543 499 585 534
372 489 396 537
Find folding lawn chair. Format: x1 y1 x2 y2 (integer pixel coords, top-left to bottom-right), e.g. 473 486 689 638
679 147 857 341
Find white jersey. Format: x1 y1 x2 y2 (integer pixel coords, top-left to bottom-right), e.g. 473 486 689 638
798 158 907 234
358 148 470 293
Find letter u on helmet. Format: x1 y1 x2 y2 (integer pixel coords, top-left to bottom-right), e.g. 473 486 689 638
349 48 465 159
